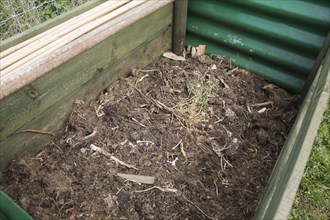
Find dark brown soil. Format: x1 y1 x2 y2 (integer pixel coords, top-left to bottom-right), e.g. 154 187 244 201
0 55 298 220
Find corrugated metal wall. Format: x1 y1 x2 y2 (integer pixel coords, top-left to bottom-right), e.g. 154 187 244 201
186 0 330 93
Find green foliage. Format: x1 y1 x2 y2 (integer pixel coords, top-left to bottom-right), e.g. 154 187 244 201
289 100 330 220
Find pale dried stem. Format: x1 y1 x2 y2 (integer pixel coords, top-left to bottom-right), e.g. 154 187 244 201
83 127 97 140
135 186 177 193
183 194 216 220
90 144 138 170
249 101 274 107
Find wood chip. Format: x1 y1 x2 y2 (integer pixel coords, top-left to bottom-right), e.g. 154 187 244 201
163 52 185 61
117 173 155 184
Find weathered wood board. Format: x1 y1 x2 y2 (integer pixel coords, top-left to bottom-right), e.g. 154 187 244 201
0 4 173 141
0 3 173 170
0 1 106 51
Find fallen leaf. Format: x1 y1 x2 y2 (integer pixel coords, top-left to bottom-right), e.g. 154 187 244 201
163 52 185 61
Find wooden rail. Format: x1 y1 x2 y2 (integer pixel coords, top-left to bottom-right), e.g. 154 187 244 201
0 0 182 170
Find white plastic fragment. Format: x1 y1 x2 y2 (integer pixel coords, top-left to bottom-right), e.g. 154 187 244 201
257 107 267 113
211 64 217 70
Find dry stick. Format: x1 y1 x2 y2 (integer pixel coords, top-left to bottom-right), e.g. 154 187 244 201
132 117 146 127
90 144 138 170
154 100 187 123
214 180 219 198
180 142 188 162
249 101 274 107
172 139 183 150
222 155 233 168
0 0 129 66
0 0 124 59
219 78 229 89
136 74 149 84
135 186 177 193
228 67 238 74
82 127 98 140
2 0 145 76
135 87 187 124
182 194 216 220
15 129 55 136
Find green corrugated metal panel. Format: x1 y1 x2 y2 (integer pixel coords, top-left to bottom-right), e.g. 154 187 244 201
255 48 329 220
186 0 330 93
0 191 33 220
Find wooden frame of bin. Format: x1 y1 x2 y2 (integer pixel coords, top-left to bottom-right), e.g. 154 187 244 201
0 0 188 170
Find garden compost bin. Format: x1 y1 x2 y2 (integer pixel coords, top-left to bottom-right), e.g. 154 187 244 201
0 0 329 219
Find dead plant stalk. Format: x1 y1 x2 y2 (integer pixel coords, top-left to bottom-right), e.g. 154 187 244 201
90 144 138 170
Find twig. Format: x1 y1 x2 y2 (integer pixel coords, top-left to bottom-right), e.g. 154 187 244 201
134 87 187 124
247 105 252 113
214 115 224 124
116 186 125 195
220 155 233 172
180 142 187 162
154 100 187 123
132 117 146 127
137 140 154 146
111 126 119 130
249 101 274 107
15 129 55 136
83 127 97 140
135 186 177 193
51 142 63 153
183 194 216 220
172 139 183 150
229 67 238 74
90 144 138 170
214 180 219 198
119 139 128 146
219 78 229 89
134 87 160 107
136 74 149 84
222 156 233 168
220 125 232 137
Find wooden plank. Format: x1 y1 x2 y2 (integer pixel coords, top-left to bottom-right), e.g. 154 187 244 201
1 0 173 100
0 1 106 51
254 49 330 219
0 1 129 59
172 0 188 54
0 0 131 64
0 26 172 171
0 4 173 141
2 0 146 74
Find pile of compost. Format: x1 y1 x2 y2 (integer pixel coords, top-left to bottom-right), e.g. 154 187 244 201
0 54 298 219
